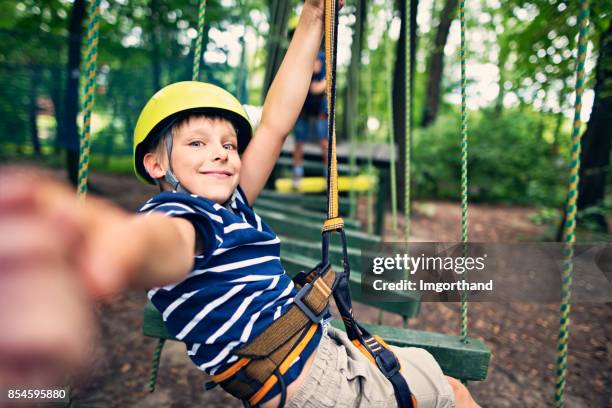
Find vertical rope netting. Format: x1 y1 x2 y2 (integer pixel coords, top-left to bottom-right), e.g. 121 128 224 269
148 339 166 392
459 0 469 343
385 5 398 237
77 0 102 200
192 0 208 81
555 2 590 406
404 0 411 242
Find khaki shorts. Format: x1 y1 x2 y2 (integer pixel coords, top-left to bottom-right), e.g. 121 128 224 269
286 326 455 408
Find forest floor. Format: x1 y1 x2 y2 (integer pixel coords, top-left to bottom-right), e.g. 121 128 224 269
44 170 610 408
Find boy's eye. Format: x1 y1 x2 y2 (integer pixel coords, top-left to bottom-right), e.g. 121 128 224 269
189 141 204 147
223 143 237 150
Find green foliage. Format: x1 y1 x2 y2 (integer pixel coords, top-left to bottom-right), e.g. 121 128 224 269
0 0 608 210
528 207 561 225
412 107 568 205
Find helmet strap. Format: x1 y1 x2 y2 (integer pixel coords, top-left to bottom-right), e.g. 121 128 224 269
162 130 191 194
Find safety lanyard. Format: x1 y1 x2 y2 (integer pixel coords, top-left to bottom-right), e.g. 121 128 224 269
319 4 415 407
322 0 344 235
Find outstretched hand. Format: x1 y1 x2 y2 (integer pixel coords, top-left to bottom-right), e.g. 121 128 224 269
0 167 134 388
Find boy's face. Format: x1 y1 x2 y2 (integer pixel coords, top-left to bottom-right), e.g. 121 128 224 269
169 116 241 203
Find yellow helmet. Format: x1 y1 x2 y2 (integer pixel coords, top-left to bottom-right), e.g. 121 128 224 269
133 81 252 184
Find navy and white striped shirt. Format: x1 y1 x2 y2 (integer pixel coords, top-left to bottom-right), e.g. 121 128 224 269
139 187 322 402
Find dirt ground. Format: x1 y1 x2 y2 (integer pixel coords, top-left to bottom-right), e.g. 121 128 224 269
57 171 611 408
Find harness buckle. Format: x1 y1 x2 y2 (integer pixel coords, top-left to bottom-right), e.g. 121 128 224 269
374 349 401 379
294 283 329 323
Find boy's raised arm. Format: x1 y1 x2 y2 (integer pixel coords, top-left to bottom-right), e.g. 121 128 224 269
240 1 342 204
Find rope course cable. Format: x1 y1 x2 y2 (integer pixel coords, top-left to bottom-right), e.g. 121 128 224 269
148 338 166 392
77 0 102 200
192 0 208 81
404 0 411 242
458 0 469 344
554 1 590 406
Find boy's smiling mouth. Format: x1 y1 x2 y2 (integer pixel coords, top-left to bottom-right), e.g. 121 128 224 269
201 170 233 179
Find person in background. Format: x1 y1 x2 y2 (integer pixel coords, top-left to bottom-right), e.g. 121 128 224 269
292 50 329 188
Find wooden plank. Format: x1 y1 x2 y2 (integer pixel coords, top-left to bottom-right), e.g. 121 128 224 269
275 175 376 193
279 235 363 271
275 157 355 175
259 190 351 215
256 207 381 249
331 321 490 381
254 199 362 230
142 306 488 381
143 302 173 340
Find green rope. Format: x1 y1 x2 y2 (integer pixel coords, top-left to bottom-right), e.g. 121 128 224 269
404 0 411 242
192 0 208 81
385 6 398 237
554 2 590 406
77 0 102 200
148 338 166 392
236 0 249 102
459 0 469 343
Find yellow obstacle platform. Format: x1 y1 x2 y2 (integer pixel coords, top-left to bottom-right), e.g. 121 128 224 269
275 175 376 193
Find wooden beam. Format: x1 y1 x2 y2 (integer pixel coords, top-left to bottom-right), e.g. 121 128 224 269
254 200 362 230
143 306 488 381
331 320 490 381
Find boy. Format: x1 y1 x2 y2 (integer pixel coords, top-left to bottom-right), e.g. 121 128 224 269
0 1 480 407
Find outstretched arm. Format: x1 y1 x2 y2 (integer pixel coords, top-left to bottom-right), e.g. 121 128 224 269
240 1 342 204
0 168 198 387
0 170 198 296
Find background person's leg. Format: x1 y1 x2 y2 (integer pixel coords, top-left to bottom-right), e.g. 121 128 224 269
315 116 329 168
292 118 310 188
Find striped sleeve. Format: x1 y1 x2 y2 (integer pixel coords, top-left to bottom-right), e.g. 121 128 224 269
144 201 218 262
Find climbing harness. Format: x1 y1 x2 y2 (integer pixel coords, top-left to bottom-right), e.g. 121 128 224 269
207 2 416 407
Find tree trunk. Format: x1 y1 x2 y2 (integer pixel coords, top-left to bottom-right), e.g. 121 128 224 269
62 0 86 185
343 0 367 216
495 18 510 115
29 66 42 156
421 0 458 127
345 0 367 142
262 0 291 102
393 0 419 212
575 23 611 233
149 0 162 90
50 65 64 154
557 23 612 239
